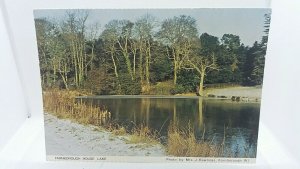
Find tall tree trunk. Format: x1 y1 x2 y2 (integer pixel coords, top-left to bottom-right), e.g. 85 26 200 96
84 48 87 76
41 51 47 87
124 53 133 80
173 60 177 85
145 56 150 84
71 40 78 87
199 72 205 96
133 53 136 78
75 40 80 86
145 40 151 89
79 41 83 87
59 72 68 90
111 52 118 78
174 67 177 85
53 64 56 85
173 48 177 85
132 48 136 78
64 63 69 90
118 39 133 80
110 52 121 94
139 43 144 84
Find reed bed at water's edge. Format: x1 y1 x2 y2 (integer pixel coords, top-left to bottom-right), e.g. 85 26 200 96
167 121 221 157
43 90 111 126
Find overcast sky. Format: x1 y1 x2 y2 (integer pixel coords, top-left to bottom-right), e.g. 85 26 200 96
34 8 271 46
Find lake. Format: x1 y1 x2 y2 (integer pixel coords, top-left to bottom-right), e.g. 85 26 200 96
79 96 260 157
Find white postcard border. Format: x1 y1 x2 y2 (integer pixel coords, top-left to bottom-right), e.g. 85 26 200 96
47 155 255 164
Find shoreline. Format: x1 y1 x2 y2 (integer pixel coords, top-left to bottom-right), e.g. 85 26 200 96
44 113 166 156
75 86 262 103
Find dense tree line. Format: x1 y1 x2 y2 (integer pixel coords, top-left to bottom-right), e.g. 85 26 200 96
35 11 270 95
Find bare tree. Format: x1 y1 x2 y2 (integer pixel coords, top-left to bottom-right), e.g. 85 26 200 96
35 18 57 87
129 39 138 78
133 14 157 91
61 10 89 87
101 21 120 78
186 53 218 96
159 15 198 85
116 20 134 80
85 23 100 76
40 18 70 88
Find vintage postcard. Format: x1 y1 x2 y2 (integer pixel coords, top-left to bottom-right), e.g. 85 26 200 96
33 8 271 163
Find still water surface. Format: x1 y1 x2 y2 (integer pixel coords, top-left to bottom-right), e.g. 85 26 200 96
80 96 260 157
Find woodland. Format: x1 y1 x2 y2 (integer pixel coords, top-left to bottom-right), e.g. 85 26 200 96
35 11 270 96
